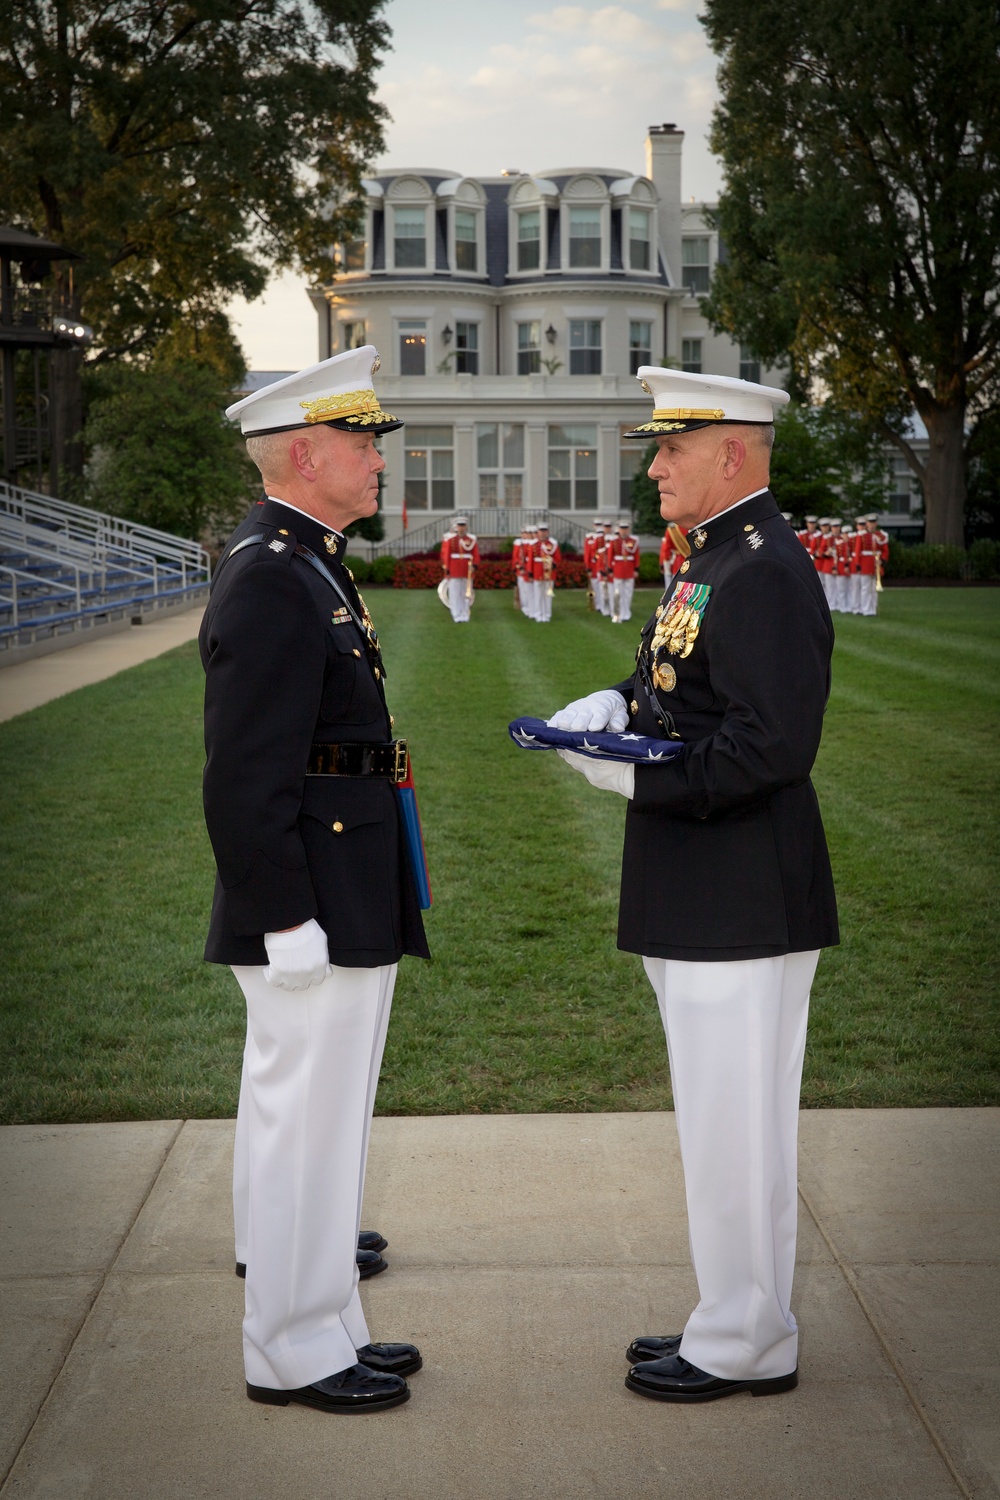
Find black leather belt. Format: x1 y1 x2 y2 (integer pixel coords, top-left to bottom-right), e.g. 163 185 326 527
307 740 408 782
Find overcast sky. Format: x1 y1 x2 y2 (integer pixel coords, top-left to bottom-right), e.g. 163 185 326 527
226 0 723 370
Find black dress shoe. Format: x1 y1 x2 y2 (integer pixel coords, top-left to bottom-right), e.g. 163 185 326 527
625 1353 798 1403
358 1229 388 1253
236 1242 388 1281
625 1334 682 1363
355 1342 422 1377
356 1248 388 1279
247 1363 409 1412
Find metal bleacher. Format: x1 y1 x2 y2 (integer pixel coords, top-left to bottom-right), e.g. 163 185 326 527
0 480 210 656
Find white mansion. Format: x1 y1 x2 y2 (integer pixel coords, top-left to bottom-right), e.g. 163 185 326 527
299 124 780 544
299 124 921 544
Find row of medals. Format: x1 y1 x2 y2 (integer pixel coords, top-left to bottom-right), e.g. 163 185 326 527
649 595 701 693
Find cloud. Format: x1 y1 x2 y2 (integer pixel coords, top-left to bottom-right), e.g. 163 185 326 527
374 0 722 195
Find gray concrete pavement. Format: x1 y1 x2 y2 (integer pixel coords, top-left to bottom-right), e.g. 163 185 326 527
1 1110 996 1499
0 608 204 723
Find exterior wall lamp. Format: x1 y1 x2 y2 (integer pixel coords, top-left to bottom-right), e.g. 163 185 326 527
545 324 557 344
442 324 453 344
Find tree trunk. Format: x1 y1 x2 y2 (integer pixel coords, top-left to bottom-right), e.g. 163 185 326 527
49 344 84 496
922 404 966 547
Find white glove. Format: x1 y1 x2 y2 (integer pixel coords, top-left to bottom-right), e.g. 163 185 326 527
547 689 629 733
263 918 332 991
558 749 635 799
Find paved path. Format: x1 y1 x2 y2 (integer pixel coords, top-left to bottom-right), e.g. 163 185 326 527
1 1110 997 1499
0 608 204 723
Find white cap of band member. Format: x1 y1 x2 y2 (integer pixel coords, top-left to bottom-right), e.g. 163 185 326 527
225 345 402 436
452 515 469 525
623 366 789 438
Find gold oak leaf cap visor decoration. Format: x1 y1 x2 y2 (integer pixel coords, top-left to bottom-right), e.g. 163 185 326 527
623 366 790 438
225 346 403 437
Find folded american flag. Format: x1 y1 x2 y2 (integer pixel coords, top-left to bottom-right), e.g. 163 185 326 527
508 717 684 764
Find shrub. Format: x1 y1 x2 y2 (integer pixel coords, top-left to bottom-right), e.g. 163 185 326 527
393 559 442 589
887 542 966 579
968 538 1000 580
342 554 371 583
371 555 399 585
639 552 663 583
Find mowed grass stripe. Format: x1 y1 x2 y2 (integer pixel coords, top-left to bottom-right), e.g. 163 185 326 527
369 589 669 1114
0 587 996 1122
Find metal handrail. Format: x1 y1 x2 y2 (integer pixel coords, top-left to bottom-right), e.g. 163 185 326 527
0 562 81 628
371 508 591 558
0 479 210 582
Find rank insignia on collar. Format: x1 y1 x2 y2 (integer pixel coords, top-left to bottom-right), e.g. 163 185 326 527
693 529 708 549
323 533 339 557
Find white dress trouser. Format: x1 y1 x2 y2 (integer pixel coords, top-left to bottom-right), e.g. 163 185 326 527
448 576 472 622
642 950 819 1381
849 572 862 613
232 962 396 1389
517 577 531 614
859 574 878 615
612 577 635 622
834 573 849 613
821 572 837 609
537 581 553 622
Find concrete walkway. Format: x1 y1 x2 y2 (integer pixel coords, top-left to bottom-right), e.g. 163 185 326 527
0 607 204 723
1 1110 997 1499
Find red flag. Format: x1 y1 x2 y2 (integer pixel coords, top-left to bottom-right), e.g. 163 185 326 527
402 496 409 532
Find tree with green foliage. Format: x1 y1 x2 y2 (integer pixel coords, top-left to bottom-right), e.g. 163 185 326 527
769 406 889 521
701 0 1000 546
0 0 390 479
630 443 661 534
632 408 888 529
85 359 254 541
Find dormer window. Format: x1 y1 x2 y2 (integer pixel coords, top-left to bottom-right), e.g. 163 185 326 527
568 207 601 269
682 236 711 294
517 210 541 271
342 237 366 272
393 207 427 269
455 211 477 271
628 209 651 271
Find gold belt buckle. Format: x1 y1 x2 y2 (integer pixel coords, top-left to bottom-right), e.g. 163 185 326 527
392 739 409 784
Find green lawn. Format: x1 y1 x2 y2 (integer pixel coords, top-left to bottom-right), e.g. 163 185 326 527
0 587 997 1123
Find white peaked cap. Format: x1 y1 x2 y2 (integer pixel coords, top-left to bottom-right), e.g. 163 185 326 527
625 366 790 437
226 346 401 436
452 515 469 525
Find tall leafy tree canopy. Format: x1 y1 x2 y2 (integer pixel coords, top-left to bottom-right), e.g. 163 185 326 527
0 0 390 361
701 0 1000 545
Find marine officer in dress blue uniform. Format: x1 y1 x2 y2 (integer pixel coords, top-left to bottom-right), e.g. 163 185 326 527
201 348 430 1415
549 367 838 1403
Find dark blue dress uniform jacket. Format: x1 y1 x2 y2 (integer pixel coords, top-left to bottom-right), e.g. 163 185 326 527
614 489 839 962
199 497 430 969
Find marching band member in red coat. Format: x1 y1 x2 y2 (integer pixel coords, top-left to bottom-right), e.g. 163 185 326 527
610 519 641 623
814 519 837 608
531 523 561 622
852 515 889 616
658 524 690 589
830 520 850 613
512 524 534 616
584 521 603 612
796 516 819 555
440 516 479 623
